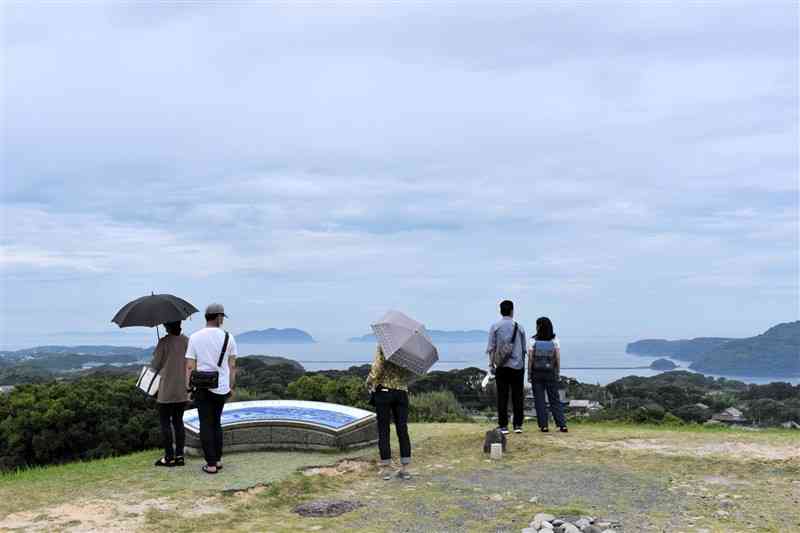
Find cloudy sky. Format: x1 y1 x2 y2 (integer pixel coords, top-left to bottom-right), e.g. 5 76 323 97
1 2 798 347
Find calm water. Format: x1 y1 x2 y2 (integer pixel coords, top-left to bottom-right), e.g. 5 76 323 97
236 339 799 386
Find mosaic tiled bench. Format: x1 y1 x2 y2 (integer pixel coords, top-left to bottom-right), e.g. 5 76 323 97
183 400 378 454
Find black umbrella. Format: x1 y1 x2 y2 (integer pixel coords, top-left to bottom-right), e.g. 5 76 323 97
112 293 199 329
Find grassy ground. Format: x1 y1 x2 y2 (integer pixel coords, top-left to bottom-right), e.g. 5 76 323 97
1 422 798 532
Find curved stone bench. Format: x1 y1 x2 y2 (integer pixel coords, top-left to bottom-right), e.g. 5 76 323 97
183 400 377 454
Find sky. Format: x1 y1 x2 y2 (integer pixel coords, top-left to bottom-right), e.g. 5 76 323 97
1 2 798 348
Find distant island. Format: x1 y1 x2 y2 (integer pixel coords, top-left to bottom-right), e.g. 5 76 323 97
649 358 678 371
348 329 488 343
627 321 800 377
236 328 316 344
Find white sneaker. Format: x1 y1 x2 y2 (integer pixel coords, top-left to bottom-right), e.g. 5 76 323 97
514 427 523 434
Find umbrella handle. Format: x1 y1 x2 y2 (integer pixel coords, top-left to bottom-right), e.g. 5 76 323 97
155 325 161 342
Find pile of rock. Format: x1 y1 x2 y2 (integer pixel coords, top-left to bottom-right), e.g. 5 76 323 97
521 513 621 533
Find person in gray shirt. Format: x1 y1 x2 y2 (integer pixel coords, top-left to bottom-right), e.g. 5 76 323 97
486 300 528 434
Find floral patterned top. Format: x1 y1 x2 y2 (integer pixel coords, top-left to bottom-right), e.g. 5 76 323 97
366 345 414 391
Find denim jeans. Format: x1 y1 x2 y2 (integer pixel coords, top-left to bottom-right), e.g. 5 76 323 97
374 388 411 465
194 389 227 465
532 380 566 429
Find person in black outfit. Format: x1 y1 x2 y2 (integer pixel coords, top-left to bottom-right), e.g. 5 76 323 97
528 316 567 432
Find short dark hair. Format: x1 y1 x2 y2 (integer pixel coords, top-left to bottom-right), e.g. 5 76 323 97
535 317 555 341
205 313 223 322
500 300 514 317
164 321 181 336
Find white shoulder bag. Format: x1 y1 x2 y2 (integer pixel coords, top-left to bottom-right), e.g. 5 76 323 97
136 366 160 396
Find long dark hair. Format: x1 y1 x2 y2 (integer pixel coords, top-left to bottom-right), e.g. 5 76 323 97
534 317 555 341
164 321 182 336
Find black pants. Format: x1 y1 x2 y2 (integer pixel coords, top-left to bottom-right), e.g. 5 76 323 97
158 402 186 459
374 388 411 465
194 390 227 466
532 380 567 429
496 366 525 429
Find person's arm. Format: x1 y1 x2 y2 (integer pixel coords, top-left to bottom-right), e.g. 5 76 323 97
527 340 535 382
486 324 497 362
185 337 196 390
365 346 384 390
228 336 238 390
151 341 165 371
520 326 528 359
554 346 561 375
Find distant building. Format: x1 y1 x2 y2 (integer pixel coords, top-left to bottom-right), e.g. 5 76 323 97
568 400 603 415
694 403 710 410
0 385 14 395
781 421 800 430
711 407 749 425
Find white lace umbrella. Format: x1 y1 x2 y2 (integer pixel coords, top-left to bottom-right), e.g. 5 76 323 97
370 310 439 375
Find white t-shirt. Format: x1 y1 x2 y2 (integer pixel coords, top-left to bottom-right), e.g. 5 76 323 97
185 327 238 395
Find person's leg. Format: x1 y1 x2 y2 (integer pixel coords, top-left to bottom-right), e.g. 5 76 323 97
495 367 510 430
373 391 393 478
510 368 525 430
194 391 216 466
171 403 186 459
546 381 567 429
158 403 175 461
393 390 411 475
532 381 549 430
212 393 226 465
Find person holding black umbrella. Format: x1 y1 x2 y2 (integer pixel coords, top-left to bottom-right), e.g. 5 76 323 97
185 303 238 474
151 320 189 467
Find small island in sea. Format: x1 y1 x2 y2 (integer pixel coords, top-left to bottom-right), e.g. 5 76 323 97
649 358 678 371
627 321 799 378
236 328 316 344
348 329 488 343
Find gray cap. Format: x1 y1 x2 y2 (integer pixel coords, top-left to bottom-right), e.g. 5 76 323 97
205 303 228 317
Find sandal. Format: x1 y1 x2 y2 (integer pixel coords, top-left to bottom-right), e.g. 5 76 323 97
154 457 174 467
174 456 185 466
397 471 412 481
202 465 218 475
559 427 568 433
540 427 549 433
215 463 223 471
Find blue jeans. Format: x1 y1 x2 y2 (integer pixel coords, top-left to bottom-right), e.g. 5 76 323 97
532 380 566 429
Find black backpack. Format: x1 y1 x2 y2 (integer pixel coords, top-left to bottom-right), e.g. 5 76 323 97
531 339 557 374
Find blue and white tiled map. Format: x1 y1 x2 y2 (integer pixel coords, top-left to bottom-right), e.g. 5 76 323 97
183 400 374 433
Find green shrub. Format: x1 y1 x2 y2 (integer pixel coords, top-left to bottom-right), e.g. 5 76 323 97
409 390 471 423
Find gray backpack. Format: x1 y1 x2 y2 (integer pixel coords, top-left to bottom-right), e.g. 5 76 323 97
532 340 556 372
491 322 518 368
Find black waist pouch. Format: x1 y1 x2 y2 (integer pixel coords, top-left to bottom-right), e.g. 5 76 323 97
189 332 228 390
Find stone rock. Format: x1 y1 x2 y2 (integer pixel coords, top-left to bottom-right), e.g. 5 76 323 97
600 530 616 533
715 510 729 518
541 521 553 530
521 529 536 533
483 428 508 453
529 496 540 504
534 513 556 523
552 519 564 527
561 524 581 533
583 527 602 533
293 499 364 517
575 518 591 530
595 522 611 529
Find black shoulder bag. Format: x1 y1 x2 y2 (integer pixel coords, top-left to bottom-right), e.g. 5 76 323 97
189 331 229 390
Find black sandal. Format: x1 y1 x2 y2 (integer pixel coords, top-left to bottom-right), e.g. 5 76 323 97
154 457 174 467
559 427 568 433
202 465 218 475
174 456 185 466
540 427 549 433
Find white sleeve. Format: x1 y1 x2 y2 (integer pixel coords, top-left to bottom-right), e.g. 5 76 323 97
553 338 560 348
185 336 196 360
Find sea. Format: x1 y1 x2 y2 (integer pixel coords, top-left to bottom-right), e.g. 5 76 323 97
3 336 797 386
233 338 798 386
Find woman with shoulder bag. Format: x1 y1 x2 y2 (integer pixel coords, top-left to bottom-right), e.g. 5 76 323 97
151 321 190 467
528 317 567 433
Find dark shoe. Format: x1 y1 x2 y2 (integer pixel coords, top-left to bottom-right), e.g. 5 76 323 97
513 427 523 434
202 465 218 474
540 427 549 433
154 457 174 467
397 470 412 481
174 456 185 466
498 427 509 435
559 427 568 433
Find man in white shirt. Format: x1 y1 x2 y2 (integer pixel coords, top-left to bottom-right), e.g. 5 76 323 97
185 303 237 474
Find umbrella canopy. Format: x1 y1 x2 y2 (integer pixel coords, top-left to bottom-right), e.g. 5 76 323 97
370 310 439 376
112 294 198 328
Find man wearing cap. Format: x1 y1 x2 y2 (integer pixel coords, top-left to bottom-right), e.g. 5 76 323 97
185 303 238 474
